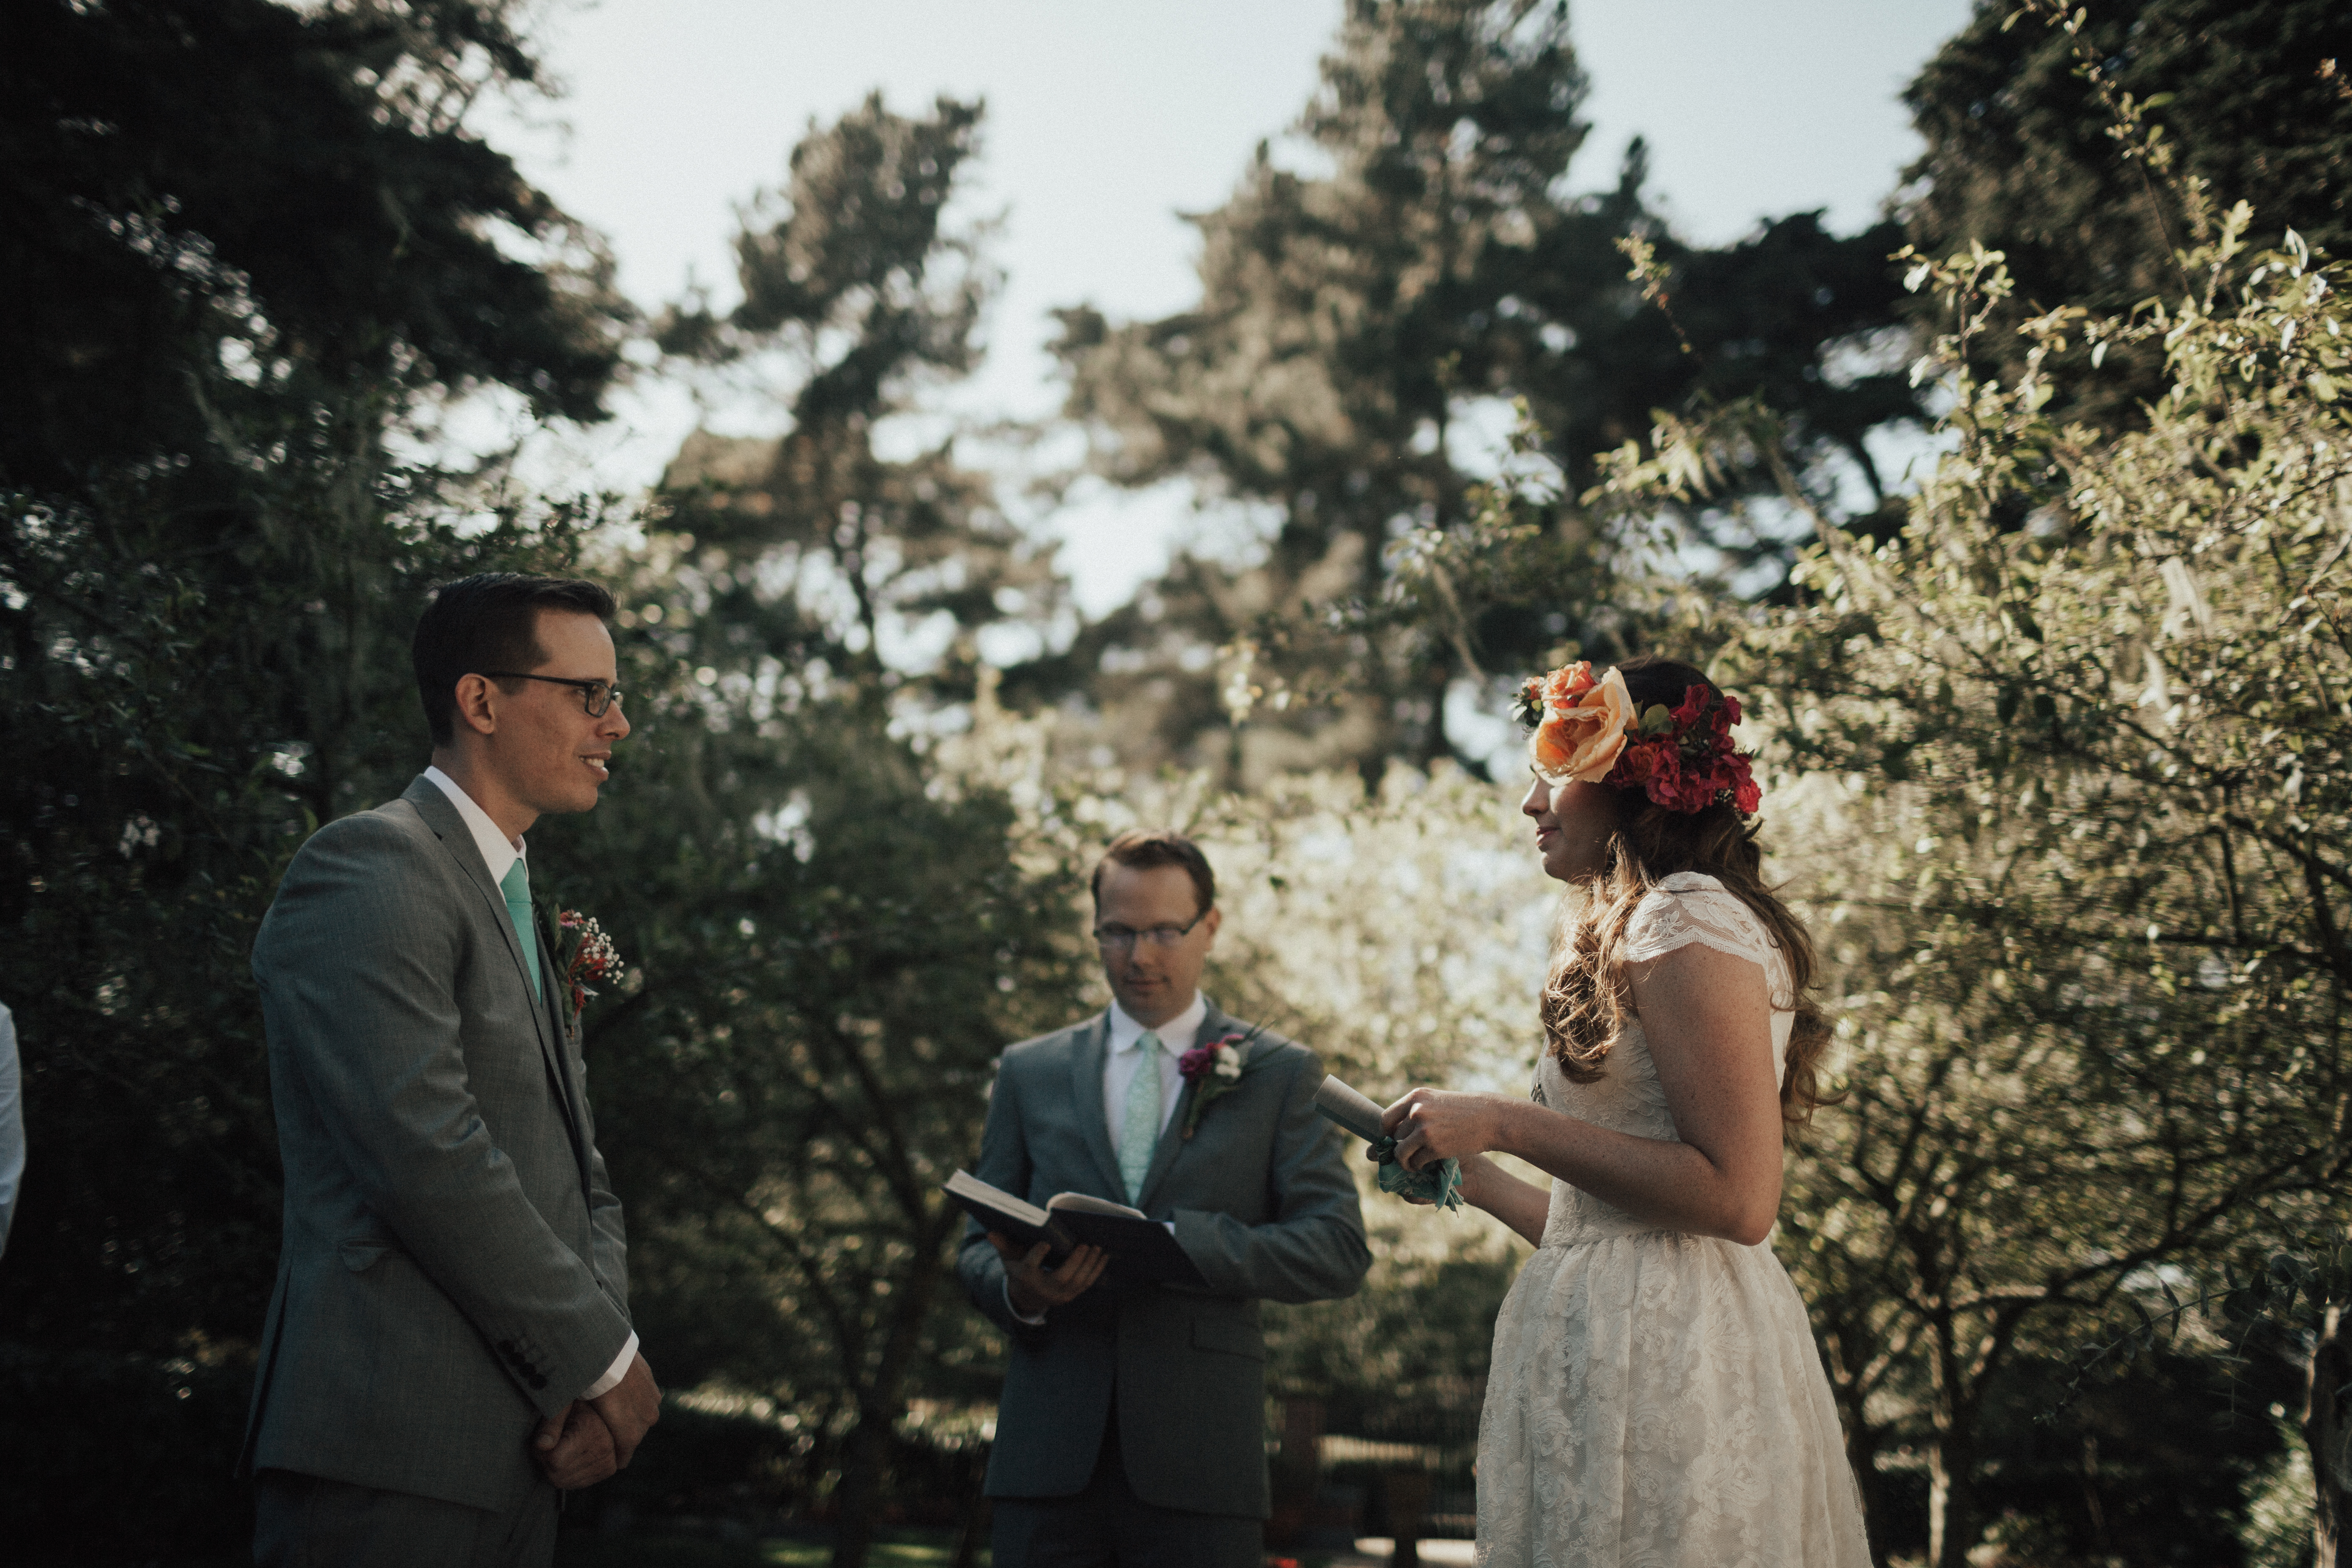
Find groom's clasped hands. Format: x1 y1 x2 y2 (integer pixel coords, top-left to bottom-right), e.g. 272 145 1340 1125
531 1350 663 1490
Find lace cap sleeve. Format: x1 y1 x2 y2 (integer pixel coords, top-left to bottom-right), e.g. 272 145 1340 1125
1622 872 1792 1005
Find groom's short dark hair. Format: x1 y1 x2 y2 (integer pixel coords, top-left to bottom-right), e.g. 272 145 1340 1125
414 573 617 746
1091 829 1216 918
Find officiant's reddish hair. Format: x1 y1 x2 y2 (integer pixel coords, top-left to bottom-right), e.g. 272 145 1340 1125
414 573 616 746
1091 830 1217 917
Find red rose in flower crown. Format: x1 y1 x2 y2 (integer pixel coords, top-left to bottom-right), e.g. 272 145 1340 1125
1513 660 1760 816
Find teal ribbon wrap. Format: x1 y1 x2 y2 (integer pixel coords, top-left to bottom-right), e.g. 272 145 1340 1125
1368 1135 1463 1212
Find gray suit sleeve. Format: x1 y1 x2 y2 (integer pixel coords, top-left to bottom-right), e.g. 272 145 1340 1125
584 1123 629 1312
955 1055 1049 1343
1172 1047 1372 1304
0 1004 20 1258
258 817 632 1413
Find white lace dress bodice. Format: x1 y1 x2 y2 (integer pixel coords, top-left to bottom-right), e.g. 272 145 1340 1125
1534 872 1795 1251
1476 873 1871 1566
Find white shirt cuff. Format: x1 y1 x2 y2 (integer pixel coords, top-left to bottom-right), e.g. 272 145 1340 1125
581 1332 638 1399
1004 1278 1048 1327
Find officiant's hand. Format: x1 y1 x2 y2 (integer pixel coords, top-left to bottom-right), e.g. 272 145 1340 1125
991 1234 1109 1317
1383 1087 1502 1173
532 1399 618 1489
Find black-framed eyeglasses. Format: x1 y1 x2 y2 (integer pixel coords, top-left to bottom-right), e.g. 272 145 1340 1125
1092 912 1208 952
480 672 625 717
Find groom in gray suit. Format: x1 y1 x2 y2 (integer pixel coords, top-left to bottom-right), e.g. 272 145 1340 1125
959 829 1370 1567
242 574 660 1566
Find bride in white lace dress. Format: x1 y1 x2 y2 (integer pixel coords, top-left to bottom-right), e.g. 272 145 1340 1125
1382 656 1872 1567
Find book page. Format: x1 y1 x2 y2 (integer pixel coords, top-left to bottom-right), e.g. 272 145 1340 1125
945 1169 1050 1228
1046 1192 1148 1220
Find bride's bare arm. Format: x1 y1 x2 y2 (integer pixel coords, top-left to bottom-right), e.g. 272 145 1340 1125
1382 943 1785 1246
1453 1153 1549 1247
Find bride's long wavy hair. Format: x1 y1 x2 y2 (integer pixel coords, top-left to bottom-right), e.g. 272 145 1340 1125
1539 656 1836 1127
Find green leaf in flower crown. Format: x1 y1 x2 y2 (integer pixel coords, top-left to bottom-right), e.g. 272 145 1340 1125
1640 704 1675 735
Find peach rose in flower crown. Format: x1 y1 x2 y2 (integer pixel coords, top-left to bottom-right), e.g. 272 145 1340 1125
1531 664 1634 783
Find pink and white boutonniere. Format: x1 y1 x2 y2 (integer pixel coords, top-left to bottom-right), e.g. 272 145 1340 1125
1175 1028 1266 1139
555 910 625 1023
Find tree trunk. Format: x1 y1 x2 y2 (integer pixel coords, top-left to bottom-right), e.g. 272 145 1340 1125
1836 1389 1890 1567
2308 1302 2348 1568
949 1467 990 1568
828 1219 954 1568
1926 1392 1983 1568
828 1405 890 1568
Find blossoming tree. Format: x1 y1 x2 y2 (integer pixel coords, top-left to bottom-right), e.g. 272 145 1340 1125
1592 198 2352 1566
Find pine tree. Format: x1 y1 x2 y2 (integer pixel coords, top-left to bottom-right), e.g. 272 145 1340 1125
1051 0 1918 781
652 94 1057 696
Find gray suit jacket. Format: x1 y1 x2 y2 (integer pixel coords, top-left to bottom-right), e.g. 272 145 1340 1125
957 1003 1369 1519
240 776 633 1510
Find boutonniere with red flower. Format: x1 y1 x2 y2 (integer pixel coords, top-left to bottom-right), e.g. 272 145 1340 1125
1175 1027 1267 1139
554 910 625 1023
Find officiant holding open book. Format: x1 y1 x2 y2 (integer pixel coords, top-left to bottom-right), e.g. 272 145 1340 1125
954 828 1370 1567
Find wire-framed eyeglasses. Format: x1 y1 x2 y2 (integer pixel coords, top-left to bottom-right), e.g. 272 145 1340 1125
481 672 625 717
1092 912 1209 953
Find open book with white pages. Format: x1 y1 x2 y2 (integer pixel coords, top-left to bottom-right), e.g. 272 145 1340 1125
943 1169 1207 1289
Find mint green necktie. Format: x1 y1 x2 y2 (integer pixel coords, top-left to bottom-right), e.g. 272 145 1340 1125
1117 1032 1164 1204
499 858 542 995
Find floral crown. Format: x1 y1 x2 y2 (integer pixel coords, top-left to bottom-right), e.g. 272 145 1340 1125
1510 661 1761 817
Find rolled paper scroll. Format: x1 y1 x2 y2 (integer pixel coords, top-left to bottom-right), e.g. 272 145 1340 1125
1313 1074 1462 1213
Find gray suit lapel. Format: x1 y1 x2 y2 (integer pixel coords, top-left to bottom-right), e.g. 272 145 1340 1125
532 908 593 1189
402 776 577 1144
1138 1002 1246 1210
1067 1013 1125 1200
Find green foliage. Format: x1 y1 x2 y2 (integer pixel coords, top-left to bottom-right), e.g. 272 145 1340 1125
0 0 632 1359
29 4 2352 1563
540 691 1092 1420
1 0 630 501
0 476 595 1351
1902 0 2352 426
1601 186 2352 1568
0 4 640 1556
583 97 1108 1557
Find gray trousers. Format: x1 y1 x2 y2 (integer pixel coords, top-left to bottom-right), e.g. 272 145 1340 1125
253 1468 559 1568
990 1406 1263 1568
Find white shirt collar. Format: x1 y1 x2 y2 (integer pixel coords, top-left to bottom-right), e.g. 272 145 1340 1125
424 766 526 885
1107 992 1206 1056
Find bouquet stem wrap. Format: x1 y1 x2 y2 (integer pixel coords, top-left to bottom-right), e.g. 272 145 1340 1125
1368 1135 1463 1212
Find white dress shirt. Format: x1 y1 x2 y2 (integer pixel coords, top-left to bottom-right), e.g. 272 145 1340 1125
425 764 526 888
422 766 636 1400
1005 991 1203 1325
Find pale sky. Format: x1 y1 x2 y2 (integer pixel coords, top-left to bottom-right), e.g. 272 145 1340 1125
480 0 1976 616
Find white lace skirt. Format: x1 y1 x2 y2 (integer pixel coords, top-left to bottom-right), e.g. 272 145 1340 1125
1475 1230 1873 1568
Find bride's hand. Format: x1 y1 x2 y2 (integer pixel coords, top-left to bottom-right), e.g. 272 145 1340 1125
1382 1087 1502 1172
